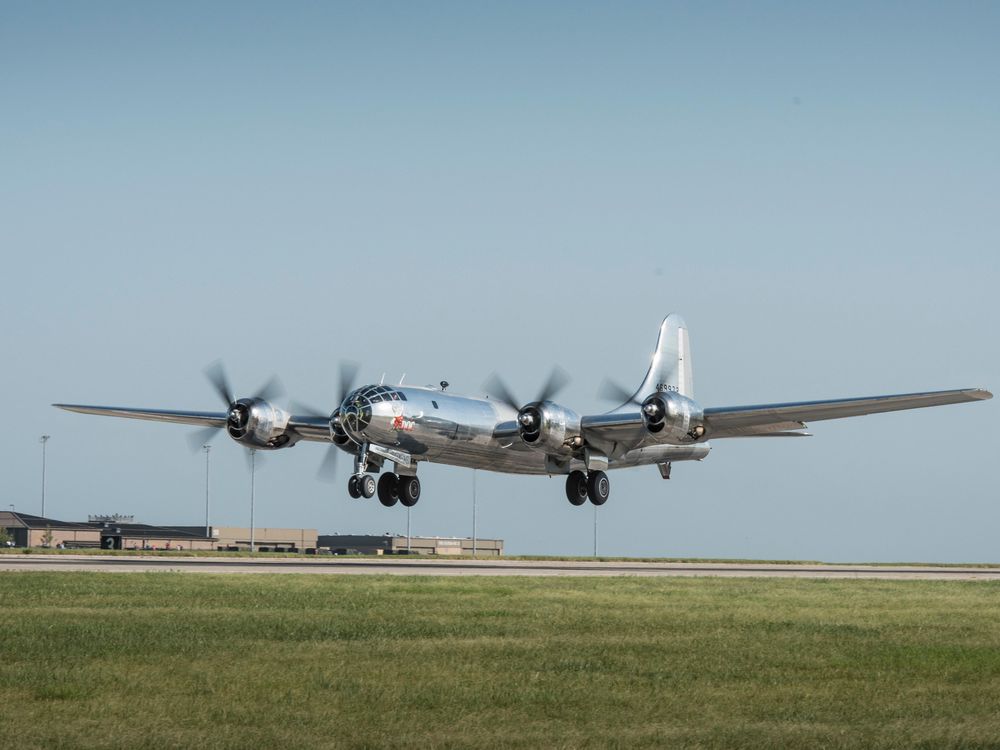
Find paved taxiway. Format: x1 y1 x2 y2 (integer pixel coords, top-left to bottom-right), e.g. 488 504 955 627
2 555 999 580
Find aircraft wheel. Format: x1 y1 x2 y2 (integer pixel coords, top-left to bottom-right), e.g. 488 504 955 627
399 476 421 507
347 475 362 499
587 470 610 506
565 471 588 506
360 474 377 499
377 473 399 507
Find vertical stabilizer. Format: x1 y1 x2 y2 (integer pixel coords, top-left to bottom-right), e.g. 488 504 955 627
631 314 694 401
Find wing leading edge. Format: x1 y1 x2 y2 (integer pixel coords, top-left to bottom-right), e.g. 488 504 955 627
704 387 992 439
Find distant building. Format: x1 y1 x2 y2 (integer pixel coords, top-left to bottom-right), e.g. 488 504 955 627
318 534 503 557
0 512 317 552
0 512 495 555
208 526 317 552
0 512 98 548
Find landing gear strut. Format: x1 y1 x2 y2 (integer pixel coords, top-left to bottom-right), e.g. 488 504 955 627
565 470 610 506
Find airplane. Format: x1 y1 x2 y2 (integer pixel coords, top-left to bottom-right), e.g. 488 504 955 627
54 314 992 508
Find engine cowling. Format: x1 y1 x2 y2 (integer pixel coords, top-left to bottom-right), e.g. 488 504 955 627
226 398 295 449
641 391 706 444
517 401 583 455
328 409 351 447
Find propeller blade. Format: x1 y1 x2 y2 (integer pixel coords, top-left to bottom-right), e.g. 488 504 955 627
338 361 360 403
253 375 285 403
317 444 341 482
597 378 642 406
204 361 234 406
536 366 570 403
483 373 521 411
187 425 222 453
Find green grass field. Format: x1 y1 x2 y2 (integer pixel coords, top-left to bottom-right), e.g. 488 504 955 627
2 574 999 749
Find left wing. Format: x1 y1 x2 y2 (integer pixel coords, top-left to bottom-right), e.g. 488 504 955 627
580 387 991 448
703 387 991 439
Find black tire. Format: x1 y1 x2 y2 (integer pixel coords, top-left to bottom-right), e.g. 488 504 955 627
377 473 399 507
360 474 377 499
565 471 588 506
347 475 361 499
587 470 610 506
399 476 421 507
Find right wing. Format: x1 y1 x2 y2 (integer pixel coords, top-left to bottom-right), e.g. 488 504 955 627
53 404 227 428
52 404 335 443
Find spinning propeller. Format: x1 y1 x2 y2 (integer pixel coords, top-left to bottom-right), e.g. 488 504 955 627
290 361 360 481
484 367 570 438
186 361 285 455
596 378 643 407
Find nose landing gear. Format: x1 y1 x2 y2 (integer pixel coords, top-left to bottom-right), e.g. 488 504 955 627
348 474 376 499
565 469 610 506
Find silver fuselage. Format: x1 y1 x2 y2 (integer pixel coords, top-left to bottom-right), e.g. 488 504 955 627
332 385 709 475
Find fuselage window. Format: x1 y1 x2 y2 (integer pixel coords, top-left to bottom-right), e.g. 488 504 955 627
431 400 438 409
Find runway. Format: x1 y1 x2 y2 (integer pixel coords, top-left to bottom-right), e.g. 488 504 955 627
2 555 999 580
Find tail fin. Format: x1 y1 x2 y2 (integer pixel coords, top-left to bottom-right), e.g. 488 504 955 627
632 313 694 400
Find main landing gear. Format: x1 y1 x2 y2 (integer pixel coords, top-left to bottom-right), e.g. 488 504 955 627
375 473 421 508
565 470 609 506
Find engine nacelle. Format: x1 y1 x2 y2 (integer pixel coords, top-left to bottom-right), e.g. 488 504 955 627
226 398 295 449
517 401 583 455
641 392 706 444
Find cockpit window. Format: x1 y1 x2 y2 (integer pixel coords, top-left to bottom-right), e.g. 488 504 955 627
345 385 406 406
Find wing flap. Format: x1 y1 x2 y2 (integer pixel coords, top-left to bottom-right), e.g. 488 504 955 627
705 388 991 439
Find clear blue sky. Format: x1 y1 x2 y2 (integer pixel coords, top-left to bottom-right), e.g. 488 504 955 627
2 2 997 559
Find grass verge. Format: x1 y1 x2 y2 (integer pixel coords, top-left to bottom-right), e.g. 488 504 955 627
1 574 999 748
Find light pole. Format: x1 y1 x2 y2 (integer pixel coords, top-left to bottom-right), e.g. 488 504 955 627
593 504 598 558
39 435 50 518
249 449 256 554
202 445 211 540
472 469 477 557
